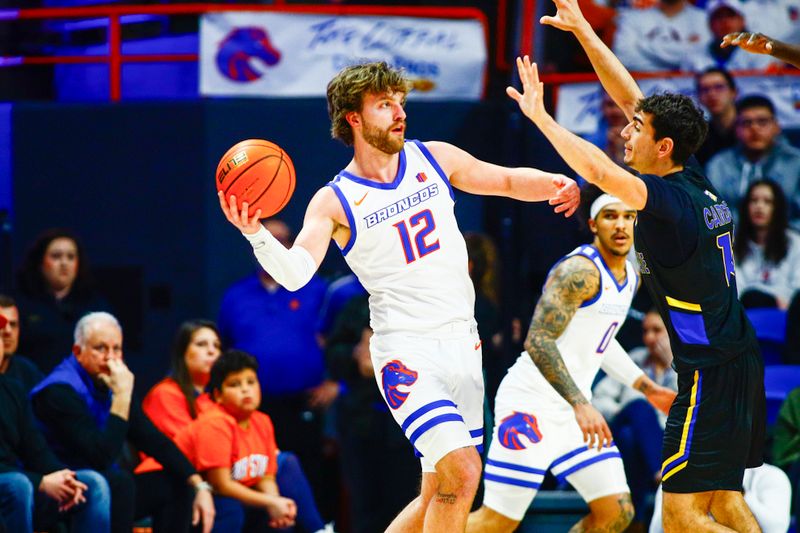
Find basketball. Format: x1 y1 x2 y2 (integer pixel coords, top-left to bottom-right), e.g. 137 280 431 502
216 139 296 219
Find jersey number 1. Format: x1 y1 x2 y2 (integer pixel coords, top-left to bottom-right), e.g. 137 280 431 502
393 209 440 264
716 232 735 287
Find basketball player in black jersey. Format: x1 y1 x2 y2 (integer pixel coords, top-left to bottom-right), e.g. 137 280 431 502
507 0 766 531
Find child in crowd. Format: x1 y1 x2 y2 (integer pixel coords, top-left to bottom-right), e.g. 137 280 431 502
175 349 298 532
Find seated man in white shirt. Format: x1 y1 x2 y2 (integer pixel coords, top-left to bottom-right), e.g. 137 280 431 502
680 0 777 72
613 0 710 71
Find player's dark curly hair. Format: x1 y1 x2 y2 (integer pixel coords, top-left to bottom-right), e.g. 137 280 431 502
578 183 607 229
208 349 259 394
327 61 411 146
636 93 708 165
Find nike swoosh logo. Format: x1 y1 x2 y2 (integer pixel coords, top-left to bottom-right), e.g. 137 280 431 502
355 192 369 206
474 340 482 350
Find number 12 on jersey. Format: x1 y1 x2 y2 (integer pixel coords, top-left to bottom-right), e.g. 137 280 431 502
393 209 440 264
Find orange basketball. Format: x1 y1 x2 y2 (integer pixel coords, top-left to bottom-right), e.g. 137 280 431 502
216 139 296 219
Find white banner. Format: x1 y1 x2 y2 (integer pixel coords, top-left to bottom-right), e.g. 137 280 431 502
200 12 487 100
556 75 800 134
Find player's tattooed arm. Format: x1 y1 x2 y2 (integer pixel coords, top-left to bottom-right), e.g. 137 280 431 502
524 256 600 406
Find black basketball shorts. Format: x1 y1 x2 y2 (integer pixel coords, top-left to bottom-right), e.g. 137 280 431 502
661 349 766 493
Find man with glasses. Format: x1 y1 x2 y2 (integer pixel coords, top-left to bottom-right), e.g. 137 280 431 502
707 94 800 228
694 67 738 166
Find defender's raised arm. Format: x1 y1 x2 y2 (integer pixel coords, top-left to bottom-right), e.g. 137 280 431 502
540 0 644 119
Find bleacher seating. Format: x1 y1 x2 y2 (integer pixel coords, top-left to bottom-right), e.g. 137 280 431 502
747 308 788 366
764 365 800 426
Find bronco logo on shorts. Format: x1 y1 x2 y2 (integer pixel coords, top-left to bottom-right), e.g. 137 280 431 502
499 412 543 450
381 360 418 409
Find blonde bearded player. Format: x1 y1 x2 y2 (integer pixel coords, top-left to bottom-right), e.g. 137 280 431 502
467 186 676 533
218 61 580 532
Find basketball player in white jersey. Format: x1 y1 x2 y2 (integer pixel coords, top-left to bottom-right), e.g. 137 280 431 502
217 62 580 533
466 186 676 533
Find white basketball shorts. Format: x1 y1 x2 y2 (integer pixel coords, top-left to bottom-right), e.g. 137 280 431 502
370 319 484 472
483 380 630 521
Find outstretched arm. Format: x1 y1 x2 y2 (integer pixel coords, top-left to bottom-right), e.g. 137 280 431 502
425 141 580 217
218 188 340 291
508 56 648 209
721 32 800 69
541 0 643 119
524 256 612 449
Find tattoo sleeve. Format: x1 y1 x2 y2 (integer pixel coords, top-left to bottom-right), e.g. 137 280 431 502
524 256 600 407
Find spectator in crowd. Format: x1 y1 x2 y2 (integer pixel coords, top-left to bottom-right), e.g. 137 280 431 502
583 92 630 167
325 293 418 533
680 0 777 72
593 308 678 531
694 67 738 166
706 95 800 227
774 386 800 527
649 463 792 533
0 311 109 533
138 319 329 533
317 273 366 340
736 0 800 49
0 293 42 392
734 179 800 309
136 319 222 475
722 30 800 68
16 229 111 373
218 218 336 515
30 312 214 533
173 350 302 533
612 0 710 71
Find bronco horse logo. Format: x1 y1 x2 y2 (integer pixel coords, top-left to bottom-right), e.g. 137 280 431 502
216 27 281 82
381 360 418 409
498 412 543 450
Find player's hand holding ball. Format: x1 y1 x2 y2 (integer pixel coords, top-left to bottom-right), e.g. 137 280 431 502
216 139 296 235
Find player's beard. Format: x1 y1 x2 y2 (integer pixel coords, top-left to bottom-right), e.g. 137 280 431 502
363 121 405 155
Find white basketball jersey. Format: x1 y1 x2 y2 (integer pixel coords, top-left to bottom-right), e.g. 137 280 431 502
327 140 474 335
503 245 638 409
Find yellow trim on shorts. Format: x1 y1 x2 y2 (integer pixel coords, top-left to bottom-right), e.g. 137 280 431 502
665 296 702 312
661 370 700 482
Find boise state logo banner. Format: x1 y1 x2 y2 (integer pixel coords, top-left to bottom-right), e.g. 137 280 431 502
200 12 487 99
498 411 543 450
215 28 281 82
381 360 418 409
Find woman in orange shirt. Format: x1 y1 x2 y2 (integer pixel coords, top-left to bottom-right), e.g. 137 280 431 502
137 320 220 473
